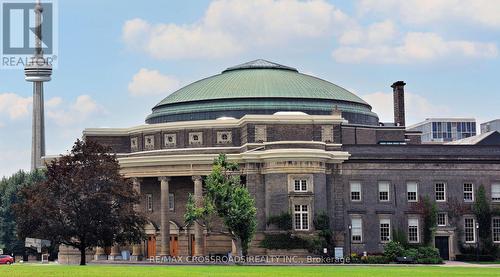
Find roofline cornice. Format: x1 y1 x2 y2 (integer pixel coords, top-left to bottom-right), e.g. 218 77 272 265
83 114 347 137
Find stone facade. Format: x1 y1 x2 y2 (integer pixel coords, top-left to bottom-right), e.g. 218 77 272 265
80 114 500 261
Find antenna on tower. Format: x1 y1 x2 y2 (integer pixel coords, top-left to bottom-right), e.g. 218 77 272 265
34 0 43 57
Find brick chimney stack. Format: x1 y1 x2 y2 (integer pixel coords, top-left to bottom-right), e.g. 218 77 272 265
392 81 406 127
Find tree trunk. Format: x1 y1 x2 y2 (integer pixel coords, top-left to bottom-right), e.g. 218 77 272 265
231 238 243 257
79 247 86 266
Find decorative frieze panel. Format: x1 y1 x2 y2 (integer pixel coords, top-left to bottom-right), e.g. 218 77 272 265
321 125 334 143
263 160 326 174
144 135 155 150
255 125 267 142
217 131 232 144
130 137 138 152
164 133 176 148
189 132 203 146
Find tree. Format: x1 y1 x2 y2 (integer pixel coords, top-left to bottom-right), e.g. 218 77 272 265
474 185 491 242
413 196 437 246
0 170 45 256
14 139 147 265
184 154 257 256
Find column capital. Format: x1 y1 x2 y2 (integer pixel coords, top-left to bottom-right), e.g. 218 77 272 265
158 176 171 183
131 177 142 184
192 175 203 183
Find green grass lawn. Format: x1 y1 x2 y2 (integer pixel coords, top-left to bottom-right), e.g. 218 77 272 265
0 265 499 277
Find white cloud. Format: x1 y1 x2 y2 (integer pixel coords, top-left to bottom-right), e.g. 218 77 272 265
121 0 498 64
128 68 180 96
357 0 500 28
361 91 451 124
333 30 498 64
0 93 32 119
47 95 104 126
46 97 63 108
339 20 398 45
122 0 349 59
123 18 241 59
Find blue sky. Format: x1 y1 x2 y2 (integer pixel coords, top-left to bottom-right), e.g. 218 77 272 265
1 0 500 177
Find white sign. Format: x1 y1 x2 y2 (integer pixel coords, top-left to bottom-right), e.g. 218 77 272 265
334 247 344 259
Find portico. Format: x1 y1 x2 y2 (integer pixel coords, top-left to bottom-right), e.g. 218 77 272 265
126 174 210 259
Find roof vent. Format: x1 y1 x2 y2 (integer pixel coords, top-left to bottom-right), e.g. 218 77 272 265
223 59 298 73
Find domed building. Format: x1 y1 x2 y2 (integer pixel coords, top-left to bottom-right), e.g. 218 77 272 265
146 60 378 125
77 60 500 263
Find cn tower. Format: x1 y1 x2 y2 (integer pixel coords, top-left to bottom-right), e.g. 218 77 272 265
25 0 52 170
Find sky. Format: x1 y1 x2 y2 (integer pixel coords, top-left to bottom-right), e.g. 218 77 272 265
1 0 500 177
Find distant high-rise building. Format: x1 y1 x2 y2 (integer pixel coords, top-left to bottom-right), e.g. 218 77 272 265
407 118 476 143
481 119 500 134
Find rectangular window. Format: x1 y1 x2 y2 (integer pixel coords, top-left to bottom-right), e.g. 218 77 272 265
464 218 476 243
294 205 309 230
408 218 419 243
437 213 447 226
351 218 362 242
350 182 361 201
492 184 500 201
435 183 446 201
493 218 500 243
294 179 307 192
146 194 153 212
169 193 174 211
379 181 390 201
380 219 391 242
463 183 474 202
407 182 418 202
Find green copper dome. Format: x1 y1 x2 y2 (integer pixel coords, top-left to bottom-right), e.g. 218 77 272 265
146 59 379 125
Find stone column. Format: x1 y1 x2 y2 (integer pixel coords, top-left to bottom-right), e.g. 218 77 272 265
159 176 170 256
130 177 143 261
94 247 107 261
109 244 122 260
192 175 204 256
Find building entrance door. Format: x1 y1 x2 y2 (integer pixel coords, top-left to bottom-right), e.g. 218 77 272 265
190 234 195 256
170 235 179 257
147 235 156 258
434 236 449 260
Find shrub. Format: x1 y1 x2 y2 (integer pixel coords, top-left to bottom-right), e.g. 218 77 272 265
482 239 500 258
260 233 318 251
415 246 443 264
313 211 333 254
383 241 404 261
361 255 389 264
349 253 361 264
402 248 418 260
383 242 442 264
456 254 496 262
266 213 292 231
